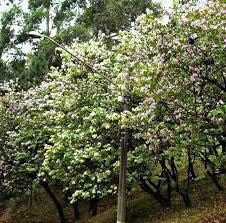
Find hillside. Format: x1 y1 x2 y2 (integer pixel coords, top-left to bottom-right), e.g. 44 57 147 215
0 177 226 223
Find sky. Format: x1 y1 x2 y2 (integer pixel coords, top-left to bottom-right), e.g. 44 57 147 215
0 0 174 35
0 0 28 13
0 0 174 60
0 0 174 14
1 0 210 62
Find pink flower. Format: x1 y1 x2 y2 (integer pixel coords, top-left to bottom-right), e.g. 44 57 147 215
58 84 65 91
222 9 226 14
190 73 198 82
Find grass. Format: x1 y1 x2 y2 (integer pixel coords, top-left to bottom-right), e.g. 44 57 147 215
0 177 226 223
89 177 226 223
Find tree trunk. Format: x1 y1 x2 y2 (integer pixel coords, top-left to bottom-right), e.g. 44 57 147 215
159 158 172 204
188 149 196 179
40 181 67 223
29 181 33 208
44 0 51 36
72 202 80 222
140 177 171 207
200 152 224 191
221 122 226 154
180 192 192 207
168 157 192 207
189 162 197 179
207 170 224 191
89 197 98 216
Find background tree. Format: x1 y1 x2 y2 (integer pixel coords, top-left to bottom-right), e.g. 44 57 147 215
0 0 160 89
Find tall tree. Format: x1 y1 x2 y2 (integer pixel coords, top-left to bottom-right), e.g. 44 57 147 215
0 0 160 89
80 0 160 35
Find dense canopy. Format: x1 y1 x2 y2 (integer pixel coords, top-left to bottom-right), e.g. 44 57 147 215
0 1 225 223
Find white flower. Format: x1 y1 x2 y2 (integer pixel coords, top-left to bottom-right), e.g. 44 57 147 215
117 95 124 102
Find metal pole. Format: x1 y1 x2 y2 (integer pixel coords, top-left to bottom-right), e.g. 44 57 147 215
27 32 118 87
28 32 129 223
117 74 130 223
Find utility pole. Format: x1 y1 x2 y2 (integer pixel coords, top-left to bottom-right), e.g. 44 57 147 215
117 88 129 223
27 32 130 223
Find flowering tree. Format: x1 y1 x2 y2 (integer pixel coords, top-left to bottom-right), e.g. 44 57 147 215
128 0 225 205
0 0 225 222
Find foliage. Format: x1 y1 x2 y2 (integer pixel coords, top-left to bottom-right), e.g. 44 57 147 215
0 0 225 222
0 0 159 89
79 0 161 35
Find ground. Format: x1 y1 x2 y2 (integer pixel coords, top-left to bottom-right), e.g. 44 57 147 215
0 177 226 223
